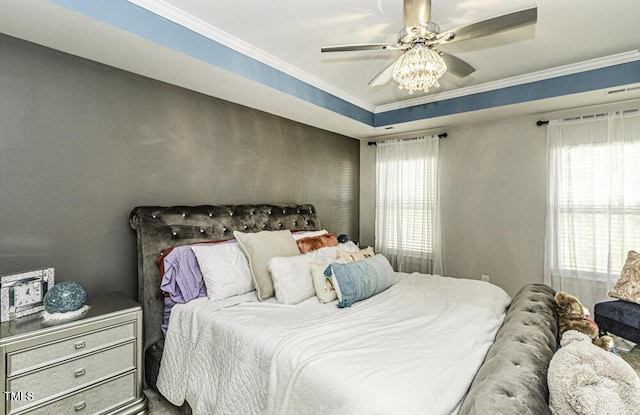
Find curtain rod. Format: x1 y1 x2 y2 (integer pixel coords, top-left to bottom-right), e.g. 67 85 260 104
368 133 447 146
536 108 639 126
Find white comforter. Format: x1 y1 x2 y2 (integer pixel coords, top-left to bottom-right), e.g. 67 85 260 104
157 273 511 415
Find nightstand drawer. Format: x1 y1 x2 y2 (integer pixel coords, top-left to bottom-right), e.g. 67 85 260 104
7 322 135 377
19 372 136 415
7 341 135 412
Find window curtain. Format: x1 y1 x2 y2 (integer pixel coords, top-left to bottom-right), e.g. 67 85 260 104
545 110 640 312
375 136 442 274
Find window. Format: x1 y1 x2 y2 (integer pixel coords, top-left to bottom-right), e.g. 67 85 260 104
552 140 640 277
375 136 441 274
545 110 640 310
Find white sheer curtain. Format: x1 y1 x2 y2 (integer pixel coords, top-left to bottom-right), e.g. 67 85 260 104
545 110 640 313
375 136 442 274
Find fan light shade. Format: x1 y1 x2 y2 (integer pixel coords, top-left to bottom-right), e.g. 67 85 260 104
392 44 447 94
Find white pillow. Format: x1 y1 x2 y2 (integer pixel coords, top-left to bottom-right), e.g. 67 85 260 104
234 230 301 301
191 243 253 300
292 229 328 240
310 261 338 303
311 241 360 262
268 254 316 305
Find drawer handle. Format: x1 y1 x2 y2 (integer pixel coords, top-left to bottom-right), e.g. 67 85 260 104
74 340 86 350
74 368 85 377
75 400 86 411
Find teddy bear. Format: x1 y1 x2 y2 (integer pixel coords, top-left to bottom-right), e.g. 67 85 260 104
554 291 614 351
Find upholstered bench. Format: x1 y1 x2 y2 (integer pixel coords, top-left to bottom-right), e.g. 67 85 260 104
594 300 640 344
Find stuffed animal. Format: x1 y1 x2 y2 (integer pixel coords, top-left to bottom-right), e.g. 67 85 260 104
554 291 614 351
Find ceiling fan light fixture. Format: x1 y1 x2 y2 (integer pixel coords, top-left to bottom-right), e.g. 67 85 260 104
393 43 447 94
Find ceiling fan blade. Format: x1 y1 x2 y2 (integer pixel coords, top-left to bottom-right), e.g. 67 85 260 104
367 58 401 87
441 7 537 44
321 43 404 53
438 51 475 78
404 0 432 28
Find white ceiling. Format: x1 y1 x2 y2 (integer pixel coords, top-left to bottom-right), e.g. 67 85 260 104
2 0 640 138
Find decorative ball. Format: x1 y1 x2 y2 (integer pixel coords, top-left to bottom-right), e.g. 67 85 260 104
43 281 87 313
337 234 350 243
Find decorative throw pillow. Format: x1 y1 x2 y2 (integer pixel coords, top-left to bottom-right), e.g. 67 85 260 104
268 254 316 305
608 250 640 305
191 243 253 301
338 246 375 262
326 254 396 308
296 232 339 254
233 230 301 301
309 260 347 303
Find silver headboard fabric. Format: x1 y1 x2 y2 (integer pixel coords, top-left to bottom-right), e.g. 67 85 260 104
129 204 321 350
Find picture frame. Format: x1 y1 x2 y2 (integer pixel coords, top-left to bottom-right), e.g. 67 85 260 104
0 268 55 322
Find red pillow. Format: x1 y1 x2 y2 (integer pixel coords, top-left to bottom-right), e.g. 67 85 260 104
296 233 339 254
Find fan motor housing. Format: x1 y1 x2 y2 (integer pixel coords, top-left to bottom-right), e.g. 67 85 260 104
399 22 440 44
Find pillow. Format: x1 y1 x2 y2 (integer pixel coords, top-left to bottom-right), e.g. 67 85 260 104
548 330 640 415
268 254 316 305
292 229 328 240
234 230 301 301
310 242 360 263
296 232 339 254
191 243 253 301
338 246 375 262
608 250 640 304
310 260 347 303
326 254 396 308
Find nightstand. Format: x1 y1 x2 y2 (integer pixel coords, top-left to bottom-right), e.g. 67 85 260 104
0 292 148 415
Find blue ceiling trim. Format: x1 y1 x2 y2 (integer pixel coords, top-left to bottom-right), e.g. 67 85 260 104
50 0 639 131
374 60 640 126
49 0 374 126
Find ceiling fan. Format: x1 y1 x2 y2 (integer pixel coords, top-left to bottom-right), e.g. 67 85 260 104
321 0 537 94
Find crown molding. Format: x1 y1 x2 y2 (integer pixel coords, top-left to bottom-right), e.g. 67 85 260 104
127 1 640 117
375 50 640 113
127 0 377 113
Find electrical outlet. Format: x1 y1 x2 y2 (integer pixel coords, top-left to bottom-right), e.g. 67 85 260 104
481 274 490 282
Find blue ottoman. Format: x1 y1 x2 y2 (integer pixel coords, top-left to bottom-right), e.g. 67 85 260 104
594 300 640 344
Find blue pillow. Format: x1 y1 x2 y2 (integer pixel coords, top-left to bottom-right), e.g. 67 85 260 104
325 254 396 308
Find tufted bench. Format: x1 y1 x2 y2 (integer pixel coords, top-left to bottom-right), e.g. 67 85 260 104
594 300 640 344
459 284 559 415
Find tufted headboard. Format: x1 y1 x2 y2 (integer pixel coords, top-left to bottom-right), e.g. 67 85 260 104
129 204 321 350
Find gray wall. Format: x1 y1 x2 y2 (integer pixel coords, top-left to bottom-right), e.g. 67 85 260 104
360 116 547 296
361 101 638 297
0 34 360 299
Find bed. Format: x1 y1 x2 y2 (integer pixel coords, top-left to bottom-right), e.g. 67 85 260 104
130 203 559 415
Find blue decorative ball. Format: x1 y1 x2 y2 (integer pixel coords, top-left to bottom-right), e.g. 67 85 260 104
337 234 350 243
43 281 87 313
